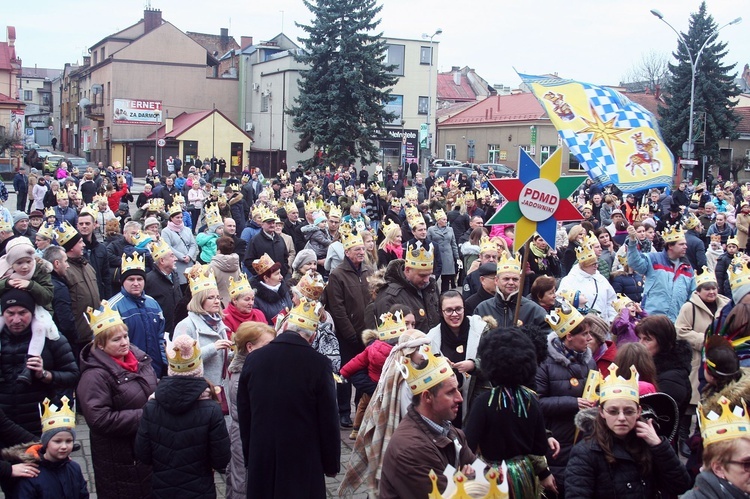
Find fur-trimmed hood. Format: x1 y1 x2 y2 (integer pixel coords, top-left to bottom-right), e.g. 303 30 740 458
1 442 40 463
574 407 598 435
702 368 750 414
654 339 692 376
545 331 593 367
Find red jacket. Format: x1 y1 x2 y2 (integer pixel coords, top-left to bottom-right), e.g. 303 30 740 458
595 340 618 376
108 184 129 212
340 339 393 383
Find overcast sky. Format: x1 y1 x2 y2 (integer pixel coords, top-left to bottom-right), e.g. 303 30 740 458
5 0 748 88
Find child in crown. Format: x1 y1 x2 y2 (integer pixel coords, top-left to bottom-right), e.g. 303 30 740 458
0 236 57 385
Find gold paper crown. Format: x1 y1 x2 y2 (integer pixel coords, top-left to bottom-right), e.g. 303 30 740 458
296 271 326 301
148 198 165 212
250 205 263 220
407 212 425 230
710 234 722 243
187 264 218 294
121 251 145 274
44 207 55 218
286 297 321 332
599 364 639 404
405 187 418 201
433 209 446 221
729 256 750 293
661 225 685 244
479 188 491 199
167 337 202 374
328 203 342 219
638 204 650 216
305 199 318 216
342 230 364 251
684 213 700 230
252 253 276 275
612 293 633 313
496 250 521 275
0 219 10 233
228 273 253 299
205 205 223 228
575 243 598 265
695 266 717 288
338 221 353 237
218 194 228 205
86 300 125 335
582 202 592 212
727 236 740 248
546 301 585 338
427 468 507 499
377 310 408 342
390 198 402 211
37 222 57 241
173 193 185 205
699 396 750 447
56 189 69 201
40 396 76 436
381 219 400 239
79 203 98 219
583 231 598 247
210 188 220 198
241 174 250 183
130 230 152 247
93 194 107 205
479 236 496 255
167 203 182 217
55 221 79 247
149 238 173 262
285 201 299 213
691 192 701 203
405 241 434 270
399 344 453 395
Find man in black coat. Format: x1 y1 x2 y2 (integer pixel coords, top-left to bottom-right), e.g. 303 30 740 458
282 203 307 253
237 307 340 499
145 240 183 340
77 210 112 300
464 263 496 316
244 211 290 277
683 214 707 271
12 167 27 213
42 247 77 351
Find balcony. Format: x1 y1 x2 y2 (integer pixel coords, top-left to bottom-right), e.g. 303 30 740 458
84 104 105 121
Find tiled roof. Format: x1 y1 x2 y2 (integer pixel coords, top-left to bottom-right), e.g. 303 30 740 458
147 110 213 139
437 73 476 102
0 93 24 105
440 93 547 125
436 101 479 122
0 41 13 72
624 92 663 119
21 67 62 80
736 107 750 135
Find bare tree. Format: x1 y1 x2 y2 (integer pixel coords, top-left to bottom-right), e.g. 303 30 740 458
621 50 670 90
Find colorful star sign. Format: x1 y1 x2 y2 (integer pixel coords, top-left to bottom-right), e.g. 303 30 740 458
487 148 585 251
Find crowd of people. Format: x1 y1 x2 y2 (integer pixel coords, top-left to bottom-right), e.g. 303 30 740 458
0 157 748 499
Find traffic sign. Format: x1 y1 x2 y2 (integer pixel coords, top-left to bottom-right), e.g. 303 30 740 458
680 159 698 165
48 125 54 131
157 139 166 147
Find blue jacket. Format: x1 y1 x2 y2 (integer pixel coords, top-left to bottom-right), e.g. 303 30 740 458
610 271 644 304
627 238 695 321
12 457 89 499
109 289 166 377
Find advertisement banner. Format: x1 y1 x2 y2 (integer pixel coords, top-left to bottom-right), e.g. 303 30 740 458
10 111 24 140
113 99 163 125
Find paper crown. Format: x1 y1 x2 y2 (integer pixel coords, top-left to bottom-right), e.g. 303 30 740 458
204 205 223 228
121 251 145 274
328 204 342 219
130 230 152 247
427 468 507 499
405 241 434 270
228 273 253 299
338 221 353 237
399 344 453 395
558 289 582 309
44 207 55 219
582 202 592 212
638 205 650 216
166 336 202 374
55 221 79 247
479 235 497 255
583 231 598 247
727 236 740 248
696 266 717 288
612 293 633 313
390 198 402 211
284 201 299 213
172 193 185 205
210 188 220 198
86 300 125 335
56 189 69 202
93 194 107 205
599 364 640 404
710 234 722 243
698 396 750 447
37 222 57 241
261 205 279 223
218 194 228 205
295 271 326 301
381 219 400 239
252 253 276 275
40 396 76 436
496 250 521 275
661 225 685 244
377 310 408 342
286 297 321 332
546 301 585 338
149 238 173 261
684 213 700 230
405 187 418 201
241 174 250 183
79 203 98 219
575 243 598 265
187 264 218 294
432 209 446 221
342 230 364 251
304 199 318 216
167 203 182 217
729 256 750 294
147 198 165 212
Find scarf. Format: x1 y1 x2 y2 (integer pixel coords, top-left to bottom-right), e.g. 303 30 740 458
530 244 550 271
201 313 223 330
440 319 469 365
111 350 139 373
260 280 282 293
552 336 588 364
223 302 261 335
167 220 184 233
385 243 403 259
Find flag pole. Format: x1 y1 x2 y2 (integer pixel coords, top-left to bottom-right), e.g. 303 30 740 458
513 240 531 326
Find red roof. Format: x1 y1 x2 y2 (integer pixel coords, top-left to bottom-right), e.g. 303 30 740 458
736 107 750 135
440 93 546 125
0 41 13 72
147 110 214 139
0 93 23 105
437 73 477 102
624 92 663 119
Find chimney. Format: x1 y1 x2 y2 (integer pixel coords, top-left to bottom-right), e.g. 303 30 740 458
452 66 461 86
144 8 162 34
83 55 91 67
6 27 15 47
165 117 174 134
220 28 229 44
241 36 253 50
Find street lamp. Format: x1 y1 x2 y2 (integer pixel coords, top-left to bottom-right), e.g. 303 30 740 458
421 28 442 172
650 9 741 180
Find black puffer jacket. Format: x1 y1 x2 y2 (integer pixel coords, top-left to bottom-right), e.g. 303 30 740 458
654 339 693 415
135 376 230 499
249 275 292 326
611 271 644 304
0 327 79 435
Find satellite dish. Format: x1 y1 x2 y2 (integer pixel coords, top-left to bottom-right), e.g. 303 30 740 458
78 98 91 108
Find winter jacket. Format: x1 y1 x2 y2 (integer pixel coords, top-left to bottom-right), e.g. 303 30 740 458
301 224 332 260
427 225 459 275
676 291 731 405
368 259 440 334
11 456 89 499
196 231 220 264
208 253 241 308
0 326 78 435
83 236 112 299
714 251 733 298
682 470 749 499
535 332 595 486
160 226 198 285
473 292 550 332
323 257 371 363
736 212 750 250
447 209 469 243
76 344 157 499
49 271 76 346
144 268 183 338
173 312 230 386
135 376 230 499
464 286 493 316
239 220 261 245
283 218 307 253
627 238 696 321
610 271 644 304
565 436 691 498
107 185 129 213
244 230 289 278
109 289 166 378
685 229 708 271
339 339 393 384
63 256 101 345
53 205 77 227
654 339 693 415
0 261 53 311
249 276 292 327
611 308 648 345
559 264 618 322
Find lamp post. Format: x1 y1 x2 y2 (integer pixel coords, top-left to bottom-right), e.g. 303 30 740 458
650 9 741 180
421 28 442 173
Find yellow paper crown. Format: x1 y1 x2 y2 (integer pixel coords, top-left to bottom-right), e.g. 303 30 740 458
479 235 497 255
252 253 276 275
228 273 253 299
381 219 400 239
86 300 125 335
40 396 76 436
599 364 639 404
167 337 202 374
295 271 326 301
172 193 185 205
390 198 402 211
696 266 717 288
427 468 507 499
661 225 685 244
433 209 446 221
250 205 263 220
218 194 228 205
612 293 634 314
727 236 740 248
55 221 79 247
241 174 250 183
496 250 521 275
0 219 10 233
187 264 218 294
121 251 145 274
305 199 318 216
148 198 165 212
93 194 107 205
405 187 418 201
684 213 700 230
729 256 750 294
167 203 182 217
210 188 221 198
699 396 750 447
377 310 408 342
44 207 55 219
638 204 650 216
546 301 585 338
204 205 223 228
583 231 598 247
575 243 598 265
79 203 98 219
149 238 173 262
130 230 152 247
56 189 69 202
286 297 321 332
328 203 342 219
338 221 353 237
285 201 299 213
342 230 364 251
399 344 453 395
405 241 434 270
37 222 57 241
710 234 722 243
582 202 592 212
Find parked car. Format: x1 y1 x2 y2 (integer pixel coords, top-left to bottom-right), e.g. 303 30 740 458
479 163 515 177
57 157 88 170
42 154 66 176
431 166 474 179
432 159 462 168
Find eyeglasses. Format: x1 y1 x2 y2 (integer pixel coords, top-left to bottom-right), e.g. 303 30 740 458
726 460 750 472
603 407 638 418
442 307 464 316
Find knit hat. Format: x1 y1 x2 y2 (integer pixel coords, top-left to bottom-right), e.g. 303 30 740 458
167 335 204 377
5 236 35 266
292 249 317 272
585 314 610 346
143 217 160 230
12 211 28 225
118 202 129 213
313 214 327 226
41 426 77 447
1 288 35 313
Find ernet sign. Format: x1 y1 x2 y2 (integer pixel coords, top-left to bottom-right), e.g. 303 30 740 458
113 99 163 125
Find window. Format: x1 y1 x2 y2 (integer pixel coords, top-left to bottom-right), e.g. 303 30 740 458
445 145 456 160
384 95 403 125
23 90 32 101
384 44 405 76
488 144 501 163
418 96 429 115
569 153 585 171
420 46 432 65
41 94 50 107
101 47 105 61
261 94 269 112
540 145 557 164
